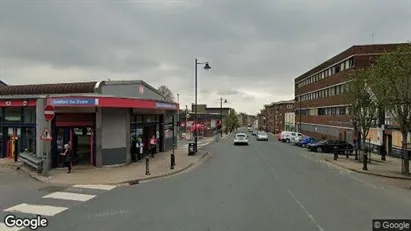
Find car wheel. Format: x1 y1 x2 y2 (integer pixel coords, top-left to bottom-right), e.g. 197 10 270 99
302 144 306 148
316 147 322 152
286 139 290 143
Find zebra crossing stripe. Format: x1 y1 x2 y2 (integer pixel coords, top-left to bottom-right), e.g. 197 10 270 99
4 203 68 216
42 192 96 202
72 184 117 191
0 222 23 231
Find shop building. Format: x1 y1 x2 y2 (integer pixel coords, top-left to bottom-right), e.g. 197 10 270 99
0 80 178 168
294 43 402 142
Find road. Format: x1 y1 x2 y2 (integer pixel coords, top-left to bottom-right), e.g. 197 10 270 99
2 129 411 231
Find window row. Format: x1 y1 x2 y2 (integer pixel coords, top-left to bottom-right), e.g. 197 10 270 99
296 58 353 88
295 109 310 115
318 106 347 116
0 107 36 123
299 83 346 102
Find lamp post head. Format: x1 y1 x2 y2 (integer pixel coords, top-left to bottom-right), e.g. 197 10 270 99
224 99 228 103
203 62 211 70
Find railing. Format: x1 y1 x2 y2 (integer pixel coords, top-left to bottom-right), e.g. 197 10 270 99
18 152 43 173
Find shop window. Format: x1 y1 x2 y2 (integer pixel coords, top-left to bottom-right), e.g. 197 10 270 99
23 107 36 123
20 127 36 153
4 107 21 122
145 115 159 123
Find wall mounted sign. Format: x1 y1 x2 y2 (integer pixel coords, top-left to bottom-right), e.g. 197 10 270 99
139 85 144 95
155 102 177 109
5 101 11 106
51 98 99 106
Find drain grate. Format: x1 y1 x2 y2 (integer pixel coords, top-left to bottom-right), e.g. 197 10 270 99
128 180 139 185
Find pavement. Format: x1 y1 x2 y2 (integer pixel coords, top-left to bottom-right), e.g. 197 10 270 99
324 151 411 180
0 136 215 186
2 130 411 230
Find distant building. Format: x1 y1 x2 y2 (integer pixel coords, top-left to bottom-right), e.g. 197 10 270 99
264 100 295 133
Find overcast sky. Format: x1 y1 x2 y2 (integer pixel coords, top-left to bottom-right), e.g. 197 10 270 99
0 0 410 114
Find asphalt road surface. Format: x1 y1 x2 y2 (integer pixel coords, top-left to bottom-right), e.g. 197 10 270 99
2 129 411 231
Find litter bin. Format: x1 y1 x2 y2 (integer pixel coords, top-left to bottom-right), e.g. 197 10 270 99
188 142 196 155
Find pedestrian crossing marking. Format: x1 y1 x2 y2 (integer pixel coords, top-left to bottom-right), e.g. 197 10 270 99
0 222 23 231
4 203 68 216
42 192 96 202
72 184 117 191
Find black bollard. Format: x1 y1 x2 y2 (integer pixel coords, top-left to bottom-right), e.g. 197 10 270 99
354 148 358 160
145 156 150 175
333 146 338 160
346 149 349 158
363 149 368 171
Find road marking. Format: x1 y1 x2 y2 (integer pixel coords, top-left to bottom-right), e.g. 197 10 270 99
72 184 117 191
4 203 68 216
256 150 281 180
0 222 23 231
42 192 96 202
287 190 325 231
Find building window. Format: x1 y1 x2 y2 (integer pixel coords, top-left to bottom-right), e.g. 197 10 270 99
340 62 345 71
330 87 335 96
345 60 351 69
23 107 36 123
20 127 36 153
336 85 341 95
4 107 21 122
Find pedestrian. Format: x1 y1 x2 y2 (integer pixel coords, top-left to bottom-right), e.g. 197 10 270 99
150 135 157 158
60 144 73 173
136 137 144 162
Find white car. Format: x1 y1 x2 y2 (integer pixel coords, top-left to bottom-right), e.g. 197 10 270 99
291 135 303 145
234 133 249 145
256 131 268 141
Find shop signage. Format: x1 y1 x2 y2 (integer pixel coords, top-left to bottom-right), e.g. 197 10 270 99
155 102 177 109
51 98 99 106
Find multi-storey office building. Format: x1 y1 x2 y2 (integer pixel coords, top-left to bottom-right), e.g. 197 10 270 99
294 43 401 143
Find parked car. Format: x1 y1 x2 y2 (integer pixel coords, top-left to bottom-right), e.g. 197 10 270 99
234 133 249 145
297 136 318 147
280 131 303 143
291 135 304 145
307 140 354 153
256 131 268 141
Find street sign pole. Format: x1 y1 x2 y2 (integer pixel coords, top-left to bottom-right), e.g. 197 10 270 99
42 104 55 177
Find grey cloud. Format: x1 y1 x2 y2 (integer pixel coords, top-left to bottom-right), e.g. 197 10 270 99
0 0 409 114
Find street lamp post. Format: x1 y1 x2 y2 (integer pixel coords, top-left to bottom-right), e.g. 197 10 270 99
294 96 302 132
194 58 211 153
219 97 228 136
176 94 180 141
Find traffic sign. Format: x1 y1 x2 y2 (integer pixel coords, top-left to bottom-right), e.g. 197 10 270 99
40 128 53 141
44 105 55 121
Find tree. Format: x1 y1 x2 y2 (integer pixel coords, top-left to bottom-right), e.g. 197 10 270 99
224 108 239 133
346 67 379 162
157 85 175 102
368 43 411 175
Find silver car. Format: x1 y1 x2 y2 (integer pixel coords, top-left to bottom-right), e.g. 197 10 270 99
257 132 268 141
234 133 249 145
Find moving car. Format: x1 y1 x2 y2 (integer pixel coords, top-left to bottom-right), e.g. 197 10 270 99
256 131 268 141
234 133 249 145
307 139 354 153
297 136 318 147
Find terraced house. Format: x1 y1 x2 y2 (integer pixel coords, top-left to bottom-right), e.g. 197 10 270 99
294 43 401 145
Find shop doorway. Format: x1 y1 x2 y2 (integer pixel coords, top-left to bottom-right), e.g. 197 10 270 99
3 127 20 159
55 127 94 167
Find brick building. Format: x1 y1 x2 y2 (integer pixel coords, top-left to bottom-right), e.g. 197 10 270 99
264 100 295 133
294 43 402 142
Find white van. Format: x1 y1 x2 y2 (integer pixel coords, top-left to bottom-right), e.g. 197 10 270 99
280 131 303 143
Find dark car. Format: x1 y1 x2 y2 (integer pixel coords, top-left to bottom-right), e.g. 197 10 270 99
307 140 353 153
